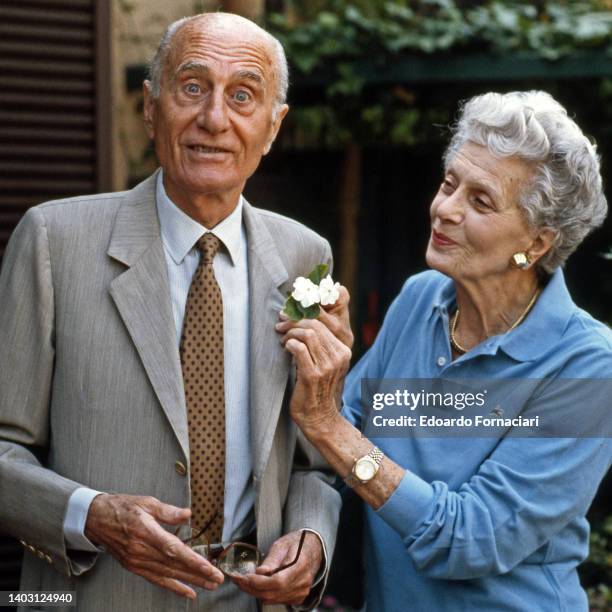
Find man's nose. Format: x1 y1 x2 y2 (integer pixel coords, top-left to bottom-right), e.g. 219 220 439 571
196 89 230 133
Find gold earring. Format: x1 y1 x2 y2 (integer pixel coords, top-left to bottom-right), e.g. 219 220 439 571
511 252 531 269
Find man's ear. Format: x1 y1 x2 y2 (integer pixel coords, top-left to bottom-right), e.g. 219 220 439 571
527 227 557 266
143 80 156 140
263 104 289 155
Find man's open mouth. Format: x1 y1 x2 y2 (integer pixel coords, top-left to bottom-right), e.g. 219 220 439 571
187 145 230 153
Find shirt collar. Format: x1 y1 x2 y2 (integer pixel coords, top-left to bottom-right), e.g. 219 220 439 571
155 170 243 265
498 268 576 361
430 267 577 362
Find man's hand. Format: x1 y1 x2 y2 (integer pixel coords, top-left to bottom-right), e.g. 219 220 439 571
232 530 323 606
85 493 224 600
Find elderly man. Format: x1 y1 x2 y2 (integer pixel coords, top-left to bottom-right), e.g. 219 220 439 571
0 13 340 612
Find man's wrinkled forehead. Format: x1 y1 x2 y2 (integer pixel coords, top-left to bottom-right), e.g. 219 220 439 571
165 16 276 87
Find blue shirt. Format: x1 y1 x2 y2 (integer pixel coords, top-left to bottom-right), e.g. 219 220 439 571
343 268 612 611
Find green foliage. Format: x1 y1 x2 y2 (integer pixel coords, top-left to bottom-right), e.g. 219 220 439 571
272 1 612 66
268 1 612 148
282 264 330 321
582 515 612 610
308 263 329 284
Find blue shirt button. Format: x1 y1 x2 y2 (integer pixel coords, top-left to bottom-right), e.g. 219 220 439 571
437 356 447 367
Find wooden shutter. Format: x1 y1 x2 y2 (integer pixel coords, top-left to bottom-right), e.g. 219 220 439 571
0 0 111 258
0 0 110 591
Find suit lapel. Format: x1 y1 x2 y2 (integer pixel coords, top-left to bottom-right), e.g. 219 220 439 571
107 172 189 460
243 203 291 479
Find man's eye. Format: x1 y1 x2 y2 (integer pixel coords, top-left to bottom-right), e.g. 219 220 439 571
233 90 251 103
184 83 201 95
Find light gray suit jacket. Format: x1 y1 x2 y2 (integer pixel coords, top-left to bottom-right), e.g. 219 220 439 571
0 172 341 611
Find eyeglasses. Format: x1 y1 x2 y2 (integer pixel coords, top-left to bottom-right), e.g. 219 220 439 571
181 511 306 578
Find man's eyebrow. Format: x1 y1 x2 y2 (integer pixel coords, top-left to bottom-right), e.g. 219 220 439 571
235 69 265 86
174 62 265 88
175 61 210 77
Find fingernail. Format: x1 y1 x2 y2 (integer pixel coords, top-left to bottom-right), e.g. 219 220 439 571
279 312 289 321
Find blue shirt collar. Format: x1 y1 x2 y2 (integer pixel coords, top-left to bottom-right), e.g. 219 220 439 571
430 268 577 362
155 170 243 266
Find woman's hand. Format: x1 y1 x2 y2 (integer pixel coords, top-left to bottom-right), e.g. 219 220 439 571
317 285 354 350
276 298 352 432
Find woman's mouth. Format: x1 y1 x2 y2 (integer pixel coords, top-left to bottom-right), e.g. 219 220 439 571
432 230 457 246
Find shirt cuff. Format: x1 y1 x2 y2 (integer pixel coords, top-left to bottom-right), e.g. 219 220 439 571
375 470 436 540
63 487 105 552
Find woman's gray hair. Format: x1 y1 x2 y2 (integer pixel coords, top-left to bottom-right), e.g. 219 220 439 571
444 90 607 273
147 14 289 119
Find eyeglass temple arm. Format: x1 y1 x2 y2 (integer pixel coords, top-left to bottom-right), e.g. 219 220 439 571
180 510 220 543
260 529 307 577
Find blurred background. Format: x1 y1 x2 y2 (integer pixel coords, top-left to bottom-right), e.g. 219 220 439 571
0 1 611 609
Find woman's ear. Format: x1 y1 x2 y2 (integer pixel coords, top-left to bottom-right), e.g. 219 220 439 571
527 227 557 266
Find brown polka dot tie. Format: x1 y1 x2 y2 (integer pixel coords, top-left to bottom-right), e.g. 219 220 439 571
180 233 225 542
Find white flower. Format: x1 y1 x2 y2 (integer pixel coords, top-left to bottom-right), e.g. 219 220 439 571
319 274 341 306
291 277 321 308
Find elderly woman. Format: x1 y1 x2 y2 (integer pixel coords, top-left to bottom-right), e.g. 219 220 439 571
276 91 612 611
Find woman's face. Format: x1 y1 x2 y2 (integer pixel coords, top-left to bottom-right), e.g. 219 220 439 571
426 142 536 284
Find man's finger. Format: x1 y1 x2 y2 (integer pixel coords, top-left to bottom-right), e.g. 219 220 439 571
146 528 224 583
257 542 291 575
138 568 197 600
134 558 221 591
146 499 191 525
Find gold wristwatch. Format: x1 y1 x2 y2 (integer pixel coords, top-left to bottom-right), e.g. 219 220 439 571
344 446 384 488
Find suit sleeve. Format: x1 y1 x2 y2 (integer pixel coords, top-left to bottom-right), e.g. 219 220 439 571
282 235 341 610
0 208 98 577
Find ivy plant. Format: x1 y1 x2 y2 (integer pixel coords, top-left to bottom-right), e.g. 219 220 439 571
267 0 612 148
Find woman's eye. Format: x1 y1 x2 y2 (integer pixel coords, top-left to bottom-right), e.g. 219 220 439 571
233 90 251 103
441 179 454 192
474 197 491 209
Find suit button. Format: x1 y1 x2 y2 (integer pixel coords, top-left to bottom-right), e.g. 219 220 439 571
175 461 187 476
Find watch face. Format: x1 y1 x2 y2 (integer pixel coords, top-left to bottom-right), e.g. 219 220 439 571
355 459 377 481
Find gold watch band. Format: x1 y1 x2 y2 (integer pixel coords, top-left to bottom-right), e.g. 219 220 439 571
344 446 384 488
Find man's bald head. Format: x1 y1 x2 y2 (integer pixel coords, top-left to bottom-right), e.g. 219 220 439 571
147 12 288 114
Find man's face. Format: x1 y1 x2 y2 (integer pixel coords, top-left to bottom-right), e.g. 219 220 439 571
144 18 288 204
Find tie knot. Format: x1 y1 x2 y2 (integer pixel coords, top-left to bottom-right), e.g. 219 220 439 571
197 233 222 265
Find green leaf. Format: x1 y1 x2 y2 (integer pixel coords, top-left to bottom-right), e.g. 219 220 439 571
318 11 339 29
282 297 303 322
300 303 321 319
308 263 329 285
